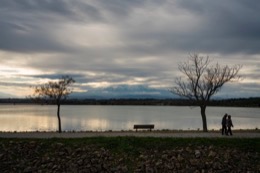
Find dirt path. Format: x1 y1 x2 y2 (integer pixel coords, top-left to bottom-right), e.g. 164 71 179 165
0 131 259 138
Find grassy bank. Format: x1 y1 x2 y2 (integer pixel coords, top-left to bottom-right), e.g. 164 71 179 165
1 137 259 152
38 137 259 152
0 137 259 172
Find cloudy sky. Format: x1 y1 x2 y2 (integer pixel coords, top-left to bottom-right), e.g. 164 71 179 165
0 0 259 98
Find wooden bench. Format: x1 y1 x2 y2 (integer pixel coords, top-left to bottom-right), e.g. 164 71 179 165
133 124 154 132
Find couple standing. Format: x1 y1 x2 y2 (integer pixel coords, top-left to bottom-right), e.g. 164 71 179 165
222 113 234 136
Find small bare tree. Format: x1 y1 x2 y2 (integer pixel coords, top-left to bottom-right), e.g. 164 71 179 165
31 75 75 133
170 54 242 132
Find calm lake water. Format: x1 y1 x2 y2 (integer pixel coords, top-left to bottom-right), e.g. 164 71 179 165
0 105 259 132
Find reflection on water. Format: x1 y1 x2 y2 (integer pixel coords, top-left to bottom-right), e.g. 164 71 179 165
0 105 259 132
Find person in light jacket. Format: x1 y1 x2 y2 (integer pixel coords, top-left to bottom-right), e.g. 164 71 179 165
226 115 234 136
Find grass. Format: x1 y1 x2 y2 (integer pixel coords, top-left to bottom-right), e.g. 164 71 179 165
1 137 259 152
1 137 259 172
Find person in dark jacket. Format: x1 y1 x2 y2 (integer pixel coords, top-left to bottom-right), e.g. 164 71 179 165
221 114 228 135
226 115 234 136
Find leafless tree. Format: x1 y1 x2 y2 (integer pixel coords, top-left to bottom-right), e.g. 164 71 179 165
31 75 75 133
170 54 242 132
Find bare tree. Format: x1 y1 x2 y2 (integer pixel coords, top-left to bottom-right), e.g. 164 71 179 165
31 75 75 133
170 54 242 132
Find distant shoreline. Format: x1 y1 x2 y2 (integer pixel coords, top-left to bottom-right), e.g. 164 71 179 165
0 97 260 107
0 129 259 133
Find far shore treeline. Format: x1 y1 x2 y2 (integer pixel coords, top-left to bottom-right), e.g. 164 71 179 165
0 97 259 107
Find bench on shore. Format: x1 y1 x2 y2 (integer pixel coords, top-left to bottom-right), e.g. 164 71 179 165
133 124 154 132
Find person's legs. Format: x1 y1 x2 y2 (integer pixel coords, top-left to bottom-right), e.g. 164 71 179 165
227 127 232 136
222 125 225 135
229 127 232 136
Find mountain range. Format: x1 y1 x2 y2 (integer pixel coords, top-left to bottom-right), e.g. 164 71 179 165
70 85 175 99
0 92 16 98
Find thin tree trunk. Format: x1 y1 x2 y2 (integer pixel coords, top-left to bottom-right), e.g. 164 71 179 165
57 103 62 133
200 105 208 132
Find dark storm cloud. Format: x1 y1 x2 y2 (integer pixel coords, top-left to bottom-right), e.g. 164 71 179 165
0 20 70 53
116 0 260 55
0 81 29 87
26 73 86 80
1 0 260 54
174 0 260 54
96 0 143 17
0 0 102 21
0 0 102 53
0 0 72 15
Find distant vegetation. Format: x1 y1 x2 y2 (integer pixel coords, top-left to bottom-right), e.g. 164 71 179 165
0 97 259 107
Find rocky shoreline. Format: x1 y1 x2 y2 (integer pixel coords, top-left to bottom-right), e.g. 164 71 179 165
0 138 259 173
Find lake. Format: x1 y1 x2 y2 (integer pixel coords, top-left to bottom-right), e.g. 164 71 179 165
0 105 259 132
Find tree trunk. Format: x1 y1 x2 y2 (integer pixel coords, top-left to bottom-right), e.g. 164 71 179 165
200 105 208 132
57 103 62 133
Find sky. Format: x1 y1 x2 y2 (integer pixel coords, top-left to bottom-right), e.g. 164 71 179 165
0 0 259 98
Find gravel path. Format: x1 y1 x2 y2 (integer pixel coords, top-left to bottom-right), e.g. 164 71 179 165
0 131 259 138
